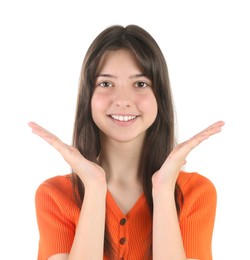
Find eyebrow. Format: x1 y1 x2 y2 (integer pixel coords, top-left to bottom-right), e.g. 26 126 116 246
96 73 147 79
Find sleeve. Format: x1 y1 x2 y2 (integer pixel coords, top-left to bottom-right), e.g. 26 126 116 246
179 174 217 260
35 182 76 260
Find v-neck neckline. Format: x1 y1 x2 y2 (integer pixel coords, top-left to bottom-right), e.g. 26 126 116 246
106 190 146 220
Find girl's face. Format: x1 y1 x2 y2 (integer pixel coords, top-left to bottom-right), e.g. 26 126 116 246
91 49 158 144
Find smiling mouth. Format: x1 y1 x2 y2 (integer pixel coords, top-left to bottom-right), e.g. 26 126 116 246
110 115 137 122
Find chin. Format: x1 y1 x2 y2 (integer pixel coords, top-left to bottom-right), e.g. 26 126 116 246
102 131 146 144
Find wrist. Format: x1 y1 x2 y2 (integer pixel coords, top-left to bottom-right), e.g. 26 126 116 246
84 182 107 195
152 185 175 202
152 180 175 194
151 172 176 193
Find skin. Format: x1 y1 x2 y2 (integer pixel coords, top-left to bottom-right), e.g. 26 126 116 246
28 49 225 260
92 49 158 144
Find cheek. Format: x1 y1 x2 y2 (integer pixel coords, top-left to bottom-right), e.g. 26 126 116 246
91 94 102 123
142 94 158 119
151 99 158 121
91 94 104 114
91 92 111 128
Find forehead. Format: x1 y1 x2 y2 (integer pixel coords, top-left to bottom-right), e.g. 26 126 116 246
97 49 141 73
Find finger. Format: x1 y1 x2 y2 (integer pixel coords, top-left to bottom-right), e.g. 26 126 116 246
28 121 69 153
170 120 225 159
29 122 89 173
197 120 224 136
188 120 225 148
157 121 224 177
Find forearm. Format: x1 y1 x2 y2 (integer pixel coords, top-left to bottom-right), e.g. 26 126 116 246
68 185 107 260
152 187 186 260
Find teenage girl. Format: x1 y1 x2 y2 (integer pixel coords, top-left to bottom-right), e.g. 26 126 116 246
28 24 224 260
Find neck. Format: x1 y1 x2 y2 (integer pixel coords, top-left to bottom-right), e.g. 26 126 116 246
98 136 144 184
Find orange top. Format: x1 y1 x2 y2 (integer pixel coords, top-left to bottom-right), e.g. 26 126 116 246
35 171 217 260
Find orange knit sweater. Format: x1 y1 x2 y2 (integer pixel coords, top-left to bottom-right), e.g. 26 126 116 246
35 171 216 260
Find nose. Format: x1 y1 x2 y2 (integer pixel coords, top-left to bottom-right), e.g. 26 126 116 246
113 85 132 107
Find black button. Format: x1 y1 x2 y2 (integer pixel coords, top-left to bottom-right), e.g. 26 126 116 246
119 237 127 245
120 218 127 225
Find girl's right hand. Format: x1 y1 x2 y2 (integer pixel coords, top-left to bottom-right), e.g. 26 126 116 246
28 122 106 189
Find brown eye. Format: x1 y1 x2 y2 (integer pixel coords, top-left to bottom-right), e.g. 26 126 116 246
135 81 148 88
98 81 113 88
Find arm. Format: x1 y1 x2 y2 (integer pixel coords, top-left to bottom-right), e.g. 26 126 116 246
152 121 224 260
67 184 107 260
29 122 107 260
152 187 186 260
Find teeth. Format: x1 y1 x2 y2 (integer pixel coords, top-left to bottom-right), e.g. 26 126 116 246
111 115 136 122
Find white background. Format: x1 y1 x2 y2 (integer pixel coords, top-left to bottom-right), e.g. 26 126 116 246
0 0 249 259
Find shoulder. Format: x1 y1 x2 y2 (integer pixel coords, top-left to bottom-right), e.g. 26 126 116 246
36 174 73 196
35 174 76 209
177 170 216 195
177 171 217 218
35 175 79 257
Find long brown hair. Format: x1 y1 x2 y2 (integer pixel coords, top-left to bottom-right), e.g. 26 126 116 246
71 24 182 258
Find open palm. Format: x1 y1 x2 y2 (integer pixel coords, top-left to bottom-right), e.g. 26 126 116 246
28 122 106 187
152 121 225 190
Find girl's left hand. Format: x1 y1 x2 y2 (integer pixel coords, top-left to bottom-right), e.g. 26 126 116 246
152 121 225 191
